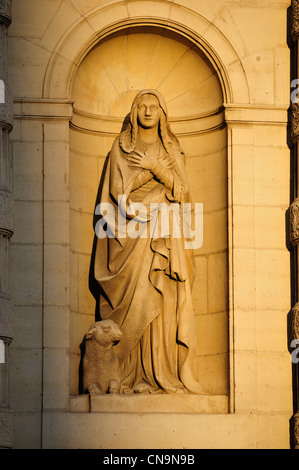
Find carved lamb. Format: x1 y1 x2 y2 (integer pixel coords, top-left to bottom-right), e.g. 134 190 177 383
83 319 122 395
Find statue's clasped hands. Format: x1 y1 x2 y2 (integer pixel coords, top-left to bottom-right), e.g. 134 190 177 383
127 151 156 171
127 151 176 173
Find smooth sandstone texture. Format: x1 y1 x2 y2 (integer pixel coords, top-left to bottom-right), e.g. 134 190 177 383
6 0 293 450
83 89 205 396
69 28 229 398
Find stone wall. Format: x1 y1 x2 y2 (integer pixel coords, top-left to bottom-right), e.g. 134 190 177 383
5 0 294 448
69 26 229 398
0 0 14 449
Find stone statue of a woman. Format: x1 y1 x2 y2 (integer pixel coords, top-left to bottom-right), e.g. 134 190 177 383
93 89 202 394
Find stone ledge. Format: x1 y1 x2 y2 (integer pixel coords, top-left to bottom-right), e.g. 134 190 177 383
13 99 74 121
71 106 225 138
69 394 229 414
224 104 288 125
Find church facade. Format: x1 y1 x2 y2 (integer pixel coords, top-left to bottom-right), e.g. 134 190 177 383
0 0 298 449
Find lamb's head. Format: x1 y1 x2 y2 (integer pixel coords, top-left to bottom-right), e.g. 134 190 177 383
86 320 122 347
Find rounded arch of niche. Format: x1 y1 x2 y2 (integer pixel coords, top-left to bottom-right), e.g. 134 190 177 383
43 4 249 104
69 23 230 400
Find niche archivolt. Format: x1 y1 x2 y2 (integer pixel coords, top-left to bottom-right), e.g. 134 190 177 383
69 26 228 398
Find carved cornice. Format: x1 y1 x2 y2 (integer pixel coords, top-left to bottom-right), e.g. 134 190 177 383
224 103 288 126
292 0 299 42
0 408 13 448
71 105 225 138
291 102 299 143
0 0 11 26
0 84 13 131
0 409 13 449
290 198 299 246
0 297 13 341
0 190 13 236
291 302 299 341
13 98 73 122
294 412 299 449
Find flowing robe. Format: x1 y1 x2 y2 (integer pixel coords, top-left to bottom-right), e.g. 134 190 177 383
94 134 201 394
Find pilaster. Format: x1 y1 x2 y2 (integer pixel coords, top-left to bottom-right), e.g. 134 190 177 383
0 0 13 449
290 0 299 450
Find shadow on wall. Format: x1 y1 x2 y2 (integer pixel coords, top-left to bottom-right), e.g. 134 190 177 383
78 116 130 394
89 114 130 321
287 2 299 449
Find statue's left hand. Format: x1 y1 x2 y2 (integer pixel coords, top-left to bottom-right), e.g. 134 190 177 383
127 151 156 171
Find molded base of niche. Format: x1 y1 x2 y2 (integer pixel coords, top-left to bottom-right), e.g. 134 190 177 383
69 394 229 414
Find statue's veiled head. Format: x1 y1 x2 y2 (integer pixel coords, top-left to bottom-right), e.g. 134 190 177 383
136 94 161 130
120 89 179 154
131 89 169 117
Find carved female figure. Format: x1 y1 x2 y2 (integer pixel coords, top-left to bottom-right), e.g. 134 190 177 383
94 89 201 394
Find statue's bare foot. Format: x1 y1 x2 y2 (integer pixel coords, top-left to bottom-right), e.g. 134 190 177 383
108 380 119 394
87 383 102 395
134 383 150 394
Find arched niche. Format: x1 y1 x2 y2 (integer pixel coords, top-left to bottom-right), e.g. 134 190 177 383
69 25 228 397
